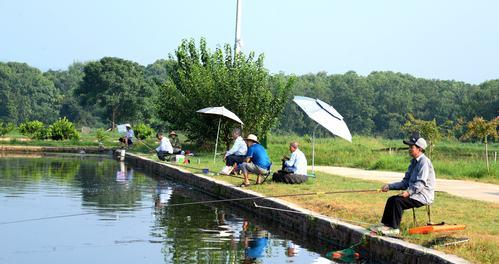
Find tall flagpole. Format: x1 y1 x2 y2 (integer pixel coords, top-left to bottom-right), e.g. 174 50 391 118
234 0 242 55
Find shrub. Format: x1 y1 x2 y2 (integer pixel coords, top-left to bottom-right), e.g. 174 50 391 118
32 127 52 140
134 123 154 140
96 128 106 143
49 117 80 141
0 122 15 136
18 120 45 135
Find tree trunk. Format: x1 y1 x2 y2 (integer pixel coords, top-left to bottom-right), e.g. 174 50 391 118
112 108 116 131
485 136 490 173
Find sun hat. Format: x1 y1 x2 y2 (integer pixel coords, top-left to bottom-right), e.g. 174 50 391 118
244 134 259 144
169 131 177 136
403 133 427 150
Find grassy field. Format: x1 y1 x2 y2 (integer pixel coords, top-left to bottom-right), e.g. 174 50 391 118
1 130 498 263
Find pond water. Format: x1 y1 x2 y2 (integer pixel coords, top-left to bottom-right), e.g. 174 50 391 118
0 155 337 264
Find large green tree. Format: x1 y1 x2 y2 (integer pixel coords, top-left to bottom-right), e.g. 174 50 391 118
0 62 61 124
76 57 153 129
157 38 294 147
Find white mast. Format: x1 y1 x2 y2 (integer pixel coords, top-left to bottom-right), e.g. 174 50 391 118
234 0 242 55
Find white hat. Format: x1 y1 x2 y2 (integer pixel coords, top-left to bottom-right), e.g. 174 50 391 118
244 134 259 143
403 135 427 150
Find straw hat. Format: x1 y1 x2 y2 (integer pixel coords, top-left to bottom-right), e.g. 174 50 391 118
169 131 177 136
244 134 259 143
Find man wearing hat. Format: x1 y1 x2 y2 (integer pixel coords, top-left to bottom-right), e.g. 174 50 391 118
119 125 134 148
240 134 271 187
375 132 436 235
169 131 182 154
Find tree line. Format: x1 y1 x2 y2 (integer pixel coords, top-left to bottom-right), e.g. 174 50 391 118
0 38 497 145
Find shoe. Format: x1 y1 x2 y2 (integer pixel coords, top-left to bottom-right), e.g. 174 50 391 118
239 183 250 188
373 226 400 236
220 166 234 175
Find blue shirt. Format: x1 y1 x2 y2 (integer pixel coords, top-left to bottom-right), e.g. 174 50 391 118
246 144 271 170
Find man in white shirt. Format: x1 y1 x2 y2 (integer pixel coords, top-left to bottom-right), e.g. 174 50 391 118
282 142 307 175
220 128 247 175
155 132 173 161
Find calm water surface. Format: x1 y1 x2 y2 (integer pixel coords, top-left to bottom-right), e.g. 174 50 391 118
0 156 336 264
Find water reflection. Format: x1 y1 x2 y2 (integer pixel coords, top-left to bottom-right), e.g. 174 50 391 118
0 156 336 264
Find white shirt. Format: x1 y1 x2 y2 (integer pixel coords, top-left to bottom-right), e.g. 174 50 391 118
225 136 247 157
126 129 134 141
284 148 307 175
156 137 173 154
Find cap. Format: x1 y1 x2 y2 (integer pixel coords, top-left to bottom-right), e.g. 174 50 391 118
169 131 177 136
403 133 427 150
244 134 259 143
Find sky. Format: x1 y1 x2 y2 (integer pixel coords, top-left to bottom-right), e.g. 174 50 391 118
1 0 498 84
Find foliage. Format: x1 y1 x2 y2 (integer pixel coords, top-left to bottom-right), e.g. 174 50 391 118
76 57 154 129
0 122 15 136
18 120 45 135
462 117 498 173
0 62 61 124
48 117 80 140
96 128 106 143
401 113 441 156
157 38 294 148
134 123 154 140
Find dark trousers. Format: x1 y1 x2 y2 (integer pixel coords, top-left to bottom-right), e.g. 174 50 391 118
381 195 424 229
157 151 172 161
225 154 246 166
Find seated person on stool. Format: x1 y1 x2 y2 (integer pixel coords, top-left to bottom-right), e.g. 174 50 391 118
281 141 307 175
155 132 173 161
220 128 247 175
119 125 134 148
239 134 271 187
168 131 182 154
375 133 435 235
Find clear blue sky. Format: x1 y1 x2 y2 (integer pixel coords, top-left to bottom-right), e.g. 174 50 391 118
1 0 498 84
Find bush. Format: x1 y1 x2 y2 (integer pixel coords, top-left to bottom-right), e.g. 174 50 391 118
49 117 80 141
0 122 15 136
18 120 45 135
32 127 52 140
134 123 154 140
96 128 106 143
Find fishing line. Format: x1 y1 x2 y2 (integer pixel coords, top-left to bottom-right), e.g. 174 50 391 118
0 189 380 225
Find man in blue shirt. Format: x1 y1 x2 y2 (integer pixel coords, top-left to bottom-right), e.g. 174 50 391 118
240 134 271 187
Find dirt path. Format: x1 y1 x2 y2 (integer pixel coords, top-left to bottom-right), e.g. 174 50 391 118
311 165 499 204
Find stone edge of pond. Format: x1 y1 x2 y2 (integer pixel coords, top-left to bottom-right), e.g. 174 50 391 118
0 145 114 154
124 152 470 264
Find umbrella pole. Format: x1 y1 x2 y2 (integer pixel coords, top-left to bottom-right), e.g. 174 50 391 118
214 117 222 164
312 124 319 175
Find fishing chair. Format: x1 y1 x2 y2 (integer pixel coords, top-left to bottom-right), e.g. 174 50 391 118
259 162 273 184
412 204 433 226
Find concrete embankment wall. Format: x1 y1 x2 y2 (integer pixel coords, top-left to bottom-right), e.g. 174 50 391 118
125 153 469 264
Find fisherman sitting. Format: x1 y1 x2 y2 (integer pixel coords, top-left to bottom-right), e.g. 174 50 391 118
239 134 271 187
169 131 182 154
118 125 134 148
373 132 435 235
155 132 173 161
220 128 247 175
272 141 308 184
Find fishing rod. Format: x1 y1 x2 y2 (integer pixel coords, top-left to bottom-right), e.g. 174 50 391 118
136 138 155 152
0 189 381 225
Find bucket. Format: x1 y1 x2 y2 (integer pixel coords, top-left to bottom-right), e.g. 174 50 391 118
202 168 209 174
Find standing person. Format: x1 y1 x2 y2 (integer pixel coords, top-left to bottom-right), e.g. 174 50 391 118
155 132 173 161
375 133 435 235
282 142 307 175
119 125 134 148
220 128 247 175
239 134 271 187
169 131 182 154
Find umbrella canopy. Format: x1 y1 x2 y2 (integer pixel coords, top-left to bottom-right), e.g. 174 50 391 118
196 106 244 125
196 106 244 163
293 96 352 142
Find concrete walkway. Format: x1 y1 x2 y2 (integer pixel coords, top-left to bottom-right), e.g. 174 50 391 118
311 165 499 204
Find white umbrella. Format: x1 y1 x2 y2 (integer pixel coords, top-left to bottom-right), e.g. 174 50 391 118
196 106 244 163
293 96 352 174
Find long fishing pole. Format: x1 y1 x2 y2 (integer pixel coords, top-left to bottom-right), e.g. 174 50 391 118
136 138 155 152
0 189 381 225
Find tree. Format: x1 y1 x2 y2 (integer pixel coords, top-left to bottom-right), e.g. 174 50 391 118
0 62 61 124
76 57 153 129
157 38 294 148
462 117 498 173
401 114 441 157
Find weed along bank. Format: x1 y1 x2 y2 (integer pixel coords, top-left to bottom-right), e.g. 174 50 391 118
125 152 469 264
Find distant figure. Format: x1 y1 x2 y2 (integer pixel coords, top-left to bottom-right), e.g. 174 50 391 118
374 132 436 236
169 131 182 154
155 132 173 161
220 128 247 175
239 134 271 187
119 125 134 148
242 222 269 262
272 142 308 184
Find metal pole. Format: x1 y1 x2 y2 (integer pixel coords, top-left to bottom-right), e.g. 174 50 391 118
234 0 242 55
312 124 319 175
214 117 222 164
